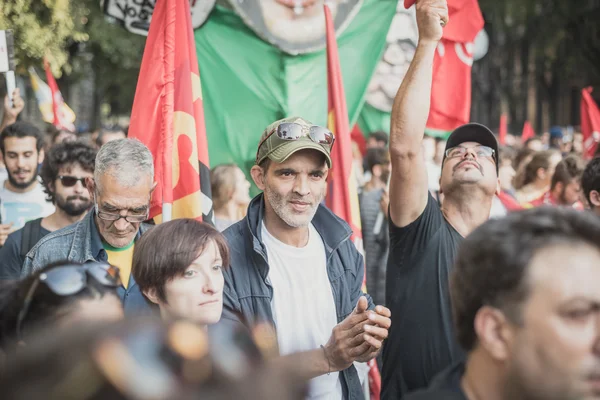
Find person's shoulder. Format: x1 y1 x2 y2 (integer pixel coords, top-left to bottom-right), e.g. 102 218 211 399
222 218 248 244
27 221 79 258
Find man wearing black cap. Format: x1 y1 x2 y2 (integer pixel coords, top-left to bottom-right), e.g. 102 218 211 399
380 0 500 399
222 116 391 399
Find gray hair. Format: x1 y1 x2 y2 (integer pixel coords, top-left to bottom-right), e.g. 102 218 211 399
94 138 154 190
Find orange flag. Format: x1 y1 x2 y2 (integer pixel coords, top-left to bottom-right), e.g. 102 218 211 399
324 4 381 399
581 87 600 159
521 121 535 144
129 0 212 223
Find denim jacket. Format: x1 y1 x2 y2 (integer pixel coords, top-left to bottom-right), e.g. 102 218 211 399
21 210 155 315
222 194 373 399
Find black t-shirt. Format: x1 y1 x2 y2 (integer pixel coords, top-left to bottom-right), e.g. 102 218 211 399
0 223 51 280
403 362 468 400
381 193 464 399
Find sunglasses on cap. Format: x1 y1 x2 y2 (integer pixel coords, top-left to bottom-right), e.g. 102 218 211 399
256 122 335 162
58 175 87 187
16 263 121 340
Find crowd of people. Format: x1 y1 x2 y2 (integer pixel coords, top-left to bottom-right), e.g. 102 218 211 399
0 0 599 399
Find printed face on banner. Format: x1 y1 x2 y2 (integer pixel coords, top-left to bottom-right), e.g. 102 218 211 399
227 0 362 55
103 0 216 36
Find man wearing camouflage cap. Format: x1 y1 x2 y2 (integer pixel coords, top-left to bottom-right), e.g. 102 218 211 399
222 117 391 399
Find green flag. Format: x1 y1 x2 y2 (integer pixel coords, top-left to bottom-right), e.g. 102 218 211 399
195 0 397 189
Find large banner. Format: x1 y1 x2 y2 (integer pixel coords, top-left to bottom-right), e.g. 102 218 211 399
195 0 397 187
102 0 215 35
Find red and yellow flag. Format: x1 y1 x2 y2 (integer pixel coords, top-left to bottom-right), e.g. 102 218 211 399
581 87 600 159
129 0 212 223
324 4 381 399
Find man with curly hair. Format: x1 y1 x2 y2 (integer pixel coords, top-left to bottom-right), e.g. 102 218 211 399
0 141 96 280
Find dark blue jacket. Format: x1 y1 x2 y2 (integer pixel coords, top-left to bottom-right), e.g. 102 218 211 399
222 194 373 399
21 210 155 315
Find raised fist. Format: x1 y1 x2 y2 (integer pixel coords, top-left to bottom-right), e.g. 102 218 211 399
416 0 449 44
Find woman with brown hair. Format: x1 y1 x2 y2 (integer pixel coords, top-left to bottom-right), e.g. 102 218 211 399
132 219 229 328
514 149 562 204
210 164 251 232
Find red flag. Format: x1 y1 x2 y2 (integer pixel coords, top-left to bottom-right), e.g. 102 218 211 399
324 4 381 399
521 121 535 144
581 87 600 159
129 0 213 223
426 0 484 134
499 114 507 145
43 59 75 132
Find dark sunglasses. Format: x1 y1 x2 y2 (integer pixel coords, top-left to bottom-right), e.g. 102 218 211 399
58 175 87 187
256 122 335 162
16 263 121 340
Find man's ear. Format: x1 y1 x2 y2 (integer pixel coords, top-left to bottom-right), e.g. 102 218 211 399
143 288 161 305
150 181 158 195
250 165 266 191
474 306 513 362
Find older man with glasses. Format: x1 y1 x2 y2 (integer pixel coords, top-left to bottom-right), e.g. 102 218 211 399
21 139 156 314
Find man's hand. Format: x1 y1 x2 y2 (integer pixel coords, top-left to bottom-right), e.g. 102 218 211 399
0 223 14 247
3 88 24 124
416 0 449 45
322 297 391 371
355 304 391 362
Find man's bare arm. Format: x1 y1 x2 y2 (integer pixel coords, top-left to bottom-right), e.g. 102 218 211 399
389 0 448 228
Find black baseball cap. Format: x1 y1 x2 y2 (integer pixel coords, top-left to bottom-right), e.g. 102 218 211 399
443 123 499 173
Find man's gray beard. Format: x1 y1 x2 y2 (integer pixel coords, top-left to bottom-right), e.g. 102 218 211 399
264 185 320 228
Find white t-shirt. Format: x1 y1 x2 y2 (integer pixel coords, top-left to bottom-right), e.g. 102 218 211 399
0 179 55 229
262 222 343 400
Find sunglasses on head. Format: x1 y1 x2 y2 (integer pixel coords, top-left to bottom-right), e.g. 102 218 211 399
58 176 87 187
16 263 121 340
256 122 335 163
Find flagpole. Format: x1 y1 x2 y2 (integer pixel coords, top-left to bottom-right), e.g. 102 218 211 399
160 0 177 223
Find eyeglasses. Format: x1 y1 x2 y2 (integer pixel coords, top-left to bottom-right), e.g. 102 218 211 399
16 263 121 340
445 145 496 160
58 176 87 187
95 204 149 223
256 122 335 162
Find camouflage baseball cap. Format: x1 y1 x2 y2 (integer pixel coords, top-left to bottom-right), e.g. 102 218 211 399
255 117 333 168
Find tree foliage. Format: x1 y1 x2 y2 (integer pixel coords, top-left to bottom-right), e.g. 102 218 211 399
0 0 89 76
473 0 600 132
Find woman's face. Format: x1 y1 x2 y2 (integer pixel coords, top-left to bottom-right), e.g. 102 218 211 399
233 167 252 206
158 240 225 326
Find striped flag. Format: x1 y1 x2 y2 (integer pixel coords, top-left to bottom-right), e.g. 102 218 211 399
324 4 381 399
129 0 213 223
28 65 76 132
